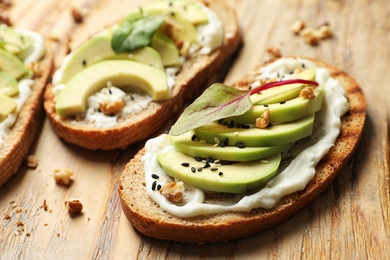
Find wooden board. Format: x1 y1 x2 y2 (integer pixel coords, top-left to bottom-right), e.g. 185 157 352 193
1 0 389 259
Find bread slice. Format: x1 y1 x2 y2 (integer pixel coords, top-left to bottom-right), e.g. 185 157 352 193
0 50 53 187
43 0 242 150
118 57 366 243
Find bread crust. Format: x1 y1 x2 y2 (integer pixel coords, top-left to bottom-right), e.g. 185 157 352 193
0 51 53 187
118 57 367 243
43 0 242 150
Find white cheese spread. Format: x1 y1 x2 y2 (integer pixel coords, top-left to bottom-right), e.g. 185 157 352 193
0 30 45 146
142 58 350 218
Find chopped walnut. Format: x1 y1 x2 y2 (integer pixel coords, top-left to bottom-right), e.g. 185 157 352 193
26 155 39 169
267 47 282 58
291 20 306 35
314 23 333 39
65 198 83 215
160 182 185 202
256 109 271 129
4 214 11 220
299 28 320 46
71 7 85 23
99 99 125 115
300 86 316 99
259 77 279 85
53 169 74 186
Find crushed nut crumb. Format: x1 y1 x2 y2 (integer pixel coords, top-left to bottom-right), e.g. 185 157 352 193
160 182 185 202
71 7 85 23
256 109 271 129
267 47 282 58
300 86 316 99
99 99 125 115
42 199 48 211
4 214 11 220
26 155 39 169
314 22 333 39
299 28 320 46
65 198 83 215
53 169 74 186
16 221 24 227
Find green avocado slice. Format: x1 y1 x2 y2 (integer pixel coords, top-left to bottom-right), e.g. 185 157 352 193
226 86 324 125
0 48 29 79
170 131 291 161
0 94 17 122
157 151 281 193
55 60 169 118
0 71 19 96
0 25 34 56
194 114 315 147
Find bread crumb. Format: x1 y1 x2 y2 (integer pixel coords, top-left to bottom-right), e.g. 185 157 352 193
65 198 83 215
42 199 48 211
53 169 74 186
26 232 31 237
44 223 48 226
26 155 39 169
15 208 22 213
267 47 282 58
4 214 11 220
16 221 24 227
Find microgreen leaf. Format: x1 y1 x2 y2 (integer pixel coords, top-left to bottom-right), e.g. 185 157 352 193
111 15 165 53
169 83 252 136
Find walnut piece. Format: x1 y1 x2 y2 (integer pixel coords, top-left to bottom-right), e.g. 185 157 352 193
26 155 39 169
314 23 333 39
160 182 185 202
65 198 83 215
53 169 74 186
291 20 306 35
267 47 282 58
99 99 125 115
256 109 271 129
71 7 85 23
299 28 320 46
300 86 316 99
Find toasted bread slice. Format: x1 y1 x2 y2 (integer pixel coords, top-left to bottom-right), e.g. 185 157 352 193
0 50 53 187
118 57 366 243
43 0 242 150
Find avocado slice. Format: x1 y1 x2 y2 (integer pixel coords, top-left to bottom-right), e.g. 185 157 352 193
227 86 324 125
194 114 315 147
0 94 17 122
170 131 291 162
0 25 34 56
0 71 19 96
59 33 164 84
125 0 208 25
0 48 29 79
157 151 281 193
251 68 316 105
151 32 181 66
55 60 169 118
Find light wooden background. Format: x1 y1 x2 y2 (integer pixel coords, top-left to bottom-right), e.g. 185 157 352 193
1 0 389 259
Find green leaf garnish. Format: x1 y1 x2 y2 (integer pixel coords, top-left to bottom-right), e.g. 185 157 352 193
111 15 165 53
169 83 252 136
169 79 319 136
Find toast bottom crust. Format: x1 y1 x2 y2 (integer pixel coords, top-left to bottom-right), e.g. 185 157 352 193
118 58 366 243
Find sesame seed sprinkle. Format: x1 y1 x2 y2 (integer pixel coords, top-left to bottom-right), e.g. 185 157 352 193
181 162 190 167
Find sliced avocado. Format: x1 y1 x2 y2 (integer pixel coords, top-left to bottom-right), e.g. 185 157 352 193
0 71 19 96
0 48 29 79
251 68 316 105
126 0 208 25
227 86 324 125
194 114 315 147
170 131 290 161
151 32 181 66
56 60 169 118
0 25 34 56
59 33 164 84
157 151 281 193
0 94 17 122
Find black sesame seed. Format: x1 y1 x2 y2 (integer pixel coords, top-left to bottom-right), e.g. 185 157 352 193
97 108 101 113
236 142 245 149
109 113 115 117
203 163 210 169
191 167 196 173
191 134 197 141
243 124 250 129
218 119 223 124
82 59 86 66
218 172 223 176
302 63 306 68
108 89 112 95
206 157 215 163
223 138 229 146
181 162 190 167
236 123 242 128
280 101 286 104
263 104 269 107
157 184 162 190
151 181 157 191
130 95 134 101
197 167 203 172
228 121 235 128
211 167 218 171
151 174 159 179
194 156 202 162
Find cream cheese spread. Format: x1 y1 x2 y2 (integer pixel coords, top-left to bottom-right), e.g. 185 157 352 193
0 29 45 146
142 58 350 218
52 2 223 127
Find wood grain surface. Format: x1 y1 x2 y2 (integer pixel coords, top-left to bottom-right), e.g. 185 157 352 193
1 0 389 259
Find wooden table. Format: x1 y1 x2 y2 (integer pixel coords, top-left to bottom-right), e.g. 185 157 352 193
1 0 389 259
